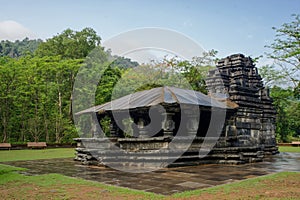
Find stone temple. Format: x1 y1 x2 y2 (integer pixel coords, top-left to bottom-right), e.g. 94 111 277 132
74 54 278 168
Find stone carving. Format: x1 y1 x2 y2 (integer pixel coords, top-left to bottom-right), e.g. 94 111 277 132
206 53 277 153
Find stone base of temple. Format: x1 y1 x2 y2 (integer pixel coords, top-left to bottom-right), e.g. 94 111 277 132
74 136 278 168
262 145 279 155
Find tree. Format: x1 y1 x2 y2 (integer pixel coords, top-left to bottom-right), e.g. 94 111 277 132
0 57 20 142
0 38 42 58
258 65 286 87
266 14 300 90
0 55 84 143
35 28 101 59
0 28 109 144
110 51 216 100
95 66 122 105
261 15 300 142
270 86 300 142
110 56 139 69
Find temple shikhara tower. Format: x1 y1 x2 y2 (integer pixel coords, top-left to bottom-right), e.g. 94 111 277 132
74 53 278 168
206 54 278 155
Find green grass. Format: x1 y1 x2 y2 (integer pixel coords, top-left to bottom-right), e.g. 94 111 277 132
0 148 75 162
0 164 299 199
172 171 300 198
0 148 299 199
0 164 26 175
0 146 298 163
279 146 300 153
0 164 164 200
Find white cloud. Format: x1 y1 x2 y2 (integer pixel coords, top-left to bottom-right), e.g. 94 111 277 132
0 20 36 41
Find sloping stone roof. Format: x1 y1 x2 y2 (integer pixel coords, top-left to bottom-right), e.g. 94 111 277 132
76 86 237 115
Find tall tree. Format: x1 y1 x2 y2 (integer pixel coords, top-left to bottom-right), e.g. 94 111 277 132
111 51 216 99
261 15 300 142
270 86 300 142
0 57 20 142
266 14 300 91
35 28 101 59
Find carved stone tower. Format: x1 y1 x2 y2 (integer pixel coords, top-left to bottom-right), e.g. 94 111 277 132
206 54 278 154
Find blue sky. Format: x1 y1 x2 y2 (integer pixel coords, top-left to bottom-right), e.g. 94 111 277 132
0 0 299 63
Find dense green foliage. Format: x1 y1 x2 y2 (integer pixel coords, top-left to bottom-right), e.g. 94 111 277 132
0 28 144 143
35 28 101 59
0 56 83 143
1 15 299 144
270 87 300 142
259 65 300 142
110 54 215 100
110 56 139 69
260 14 300 142
0 38 42 57
0 29 103 143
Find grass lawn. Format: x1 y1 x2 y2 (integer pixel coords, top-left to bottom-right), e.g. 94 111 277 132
0 148 75 162
1 148 300 199
0 164 163 200
0 146 298 163
0 164 299 200
172 171 300 199
278 146 300 153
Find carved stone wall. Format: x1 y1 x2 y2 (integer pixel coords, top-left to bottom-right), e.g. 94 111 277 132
206 54 277 154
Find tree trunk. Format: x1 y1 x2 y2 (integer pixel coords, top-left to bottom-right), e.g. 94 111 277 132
44 113 49 143
69 93 73 121
2 112 7 143
56 90 62 143
2 96 10 143
34 91 40 143
69 72 74 122
20 111 26 142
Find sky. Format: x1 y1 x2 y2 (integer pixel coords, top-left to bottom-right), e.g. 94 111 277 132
0 0 299 65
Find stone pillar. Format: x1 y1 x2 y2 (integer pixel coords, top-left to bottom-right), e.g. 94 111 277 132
92 122 102 138
109 119 120 137
108 112 126 138
186 116 199 136
132 116 139 137
93 114 104 138
184 108 200 137
162 112 175 137
137 117 149 138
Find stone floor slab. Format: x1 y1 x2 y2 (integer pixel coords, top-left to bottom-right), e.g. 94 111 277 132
2 152 300 195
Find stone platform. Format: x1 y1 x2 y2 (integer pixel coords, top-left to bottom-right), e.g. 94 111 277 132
74 136 277 168
3 152 300 195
